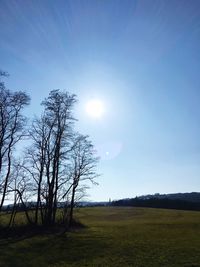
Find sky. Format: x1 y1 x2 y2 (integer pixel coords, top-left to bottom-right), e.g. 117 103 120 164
0 0 200 201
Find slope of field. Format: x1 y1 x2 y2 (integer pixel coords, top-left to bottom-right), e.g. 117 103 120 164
0 207 200 267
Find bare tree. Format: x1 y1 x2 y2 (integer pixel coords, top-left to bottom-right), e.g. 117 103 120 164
66 134 99 227
26 90 77 226
0 72 30 211
7 161 33 227
22 116 50 225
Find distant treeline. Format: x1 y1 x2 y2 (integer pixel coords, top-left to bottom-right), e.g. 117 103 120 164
2 201 108 213
111 193 200 211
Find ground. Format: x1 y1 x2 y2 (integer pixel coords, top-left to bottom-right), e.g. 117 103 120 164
0 207 200 267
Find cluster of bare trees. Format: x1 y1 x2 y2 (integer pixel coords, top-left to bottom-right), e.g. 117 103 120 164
0 71 99 228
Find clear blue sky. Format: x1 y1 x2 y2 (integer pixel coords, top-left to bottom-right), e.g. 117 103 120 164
1 0 200 201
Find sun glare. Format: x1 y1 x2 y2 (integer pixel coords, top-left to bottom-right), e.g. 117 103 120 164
86 99 104 118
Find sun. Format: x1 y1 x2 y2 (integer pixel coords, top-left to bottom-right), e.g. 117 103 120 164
86 99 104 118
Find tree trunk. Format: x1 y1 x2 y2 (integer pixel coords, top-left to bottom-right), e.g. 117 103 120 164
0 145 11 211
68 186 76 228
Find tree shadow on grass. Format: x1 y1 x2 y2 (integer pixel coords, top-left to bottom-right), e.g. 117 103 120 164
0 228 109 267
0 218 86 243
0 224 64 246
0 218 108 267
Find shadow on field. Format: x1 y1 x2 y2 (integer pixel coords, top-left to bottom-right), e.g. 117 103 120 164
0 218 85 241
0 226 65 250
0 225 108 267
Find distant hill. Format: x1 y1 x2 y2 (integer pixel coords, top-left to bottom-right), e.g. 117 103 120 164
137 192 200 202
111 192 200 211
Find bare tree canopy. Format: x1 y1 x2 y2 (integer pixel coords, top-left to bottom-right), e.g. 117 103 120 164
0 72 30 211
67 133 99 227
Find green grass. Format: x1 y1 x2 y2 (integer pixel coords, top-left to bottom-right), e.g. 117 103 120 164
0 207 200 266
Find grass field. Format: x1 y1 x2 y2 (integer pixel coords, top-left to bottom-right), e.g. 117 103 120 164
0 207 200 267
